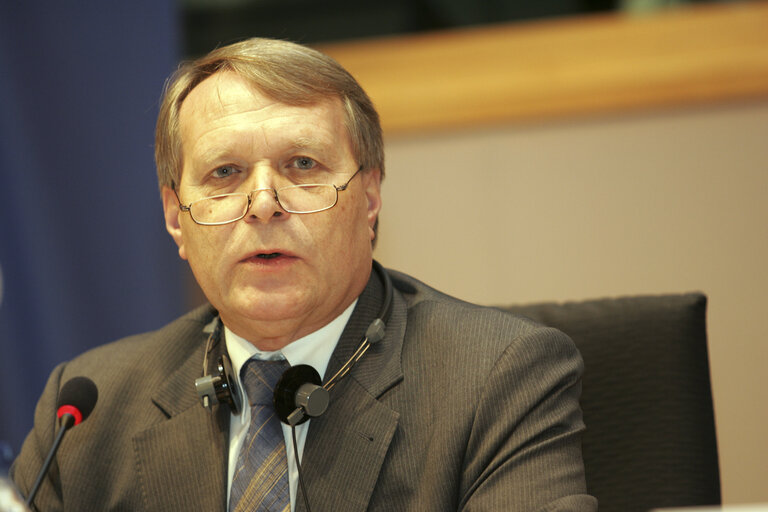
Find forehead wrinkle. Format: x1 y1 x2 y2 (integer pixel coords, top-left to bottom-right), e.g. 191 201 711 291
292 135 330 151
255 124 333 156
190 127 326 168
196 145 232 166
186 125 258 170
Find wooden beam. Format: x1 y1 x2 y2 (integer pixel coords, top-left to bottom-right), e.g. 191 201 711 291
317 2 768 134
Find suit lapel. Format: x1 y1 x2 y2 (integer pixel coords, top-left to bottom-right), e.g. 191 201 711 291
133 315 230 511
298 267 408 512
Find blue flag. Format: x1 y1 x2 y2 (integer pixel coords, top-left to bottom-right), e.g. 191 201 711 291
0 1 184 455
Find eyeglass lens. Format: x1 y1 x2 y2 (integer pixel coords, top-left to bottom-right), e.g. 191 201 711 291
189 184 338 224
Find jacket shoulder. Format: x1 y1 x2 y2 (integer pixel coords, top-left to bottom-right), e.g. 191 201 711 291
61 303 217 377
388 269 543 341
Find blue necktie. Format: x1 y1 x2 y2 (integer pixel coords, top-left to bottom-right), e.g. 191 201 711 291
229 358 291 512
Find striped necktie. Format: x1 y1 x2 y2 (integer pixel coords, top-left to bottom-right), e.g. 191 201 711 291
229 358 291 512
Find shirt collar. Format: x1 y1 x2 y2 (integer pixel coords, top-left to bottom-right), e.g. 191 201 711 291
225 299 357 385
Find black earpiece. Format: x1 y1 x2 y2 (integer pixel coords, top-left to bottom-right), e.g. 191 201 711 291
195 353 243 415
274 365 329 426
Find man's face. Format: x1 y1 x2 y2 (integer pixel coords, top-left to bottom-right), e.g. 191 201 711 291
161 72 381 350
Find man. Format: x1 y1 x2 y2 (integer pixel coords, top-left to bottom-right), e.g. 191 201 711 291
12 38 597 511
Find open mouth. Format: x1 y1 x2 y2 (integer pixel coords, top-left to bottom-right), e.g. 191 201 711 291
243 251 296 266
256 252 282 259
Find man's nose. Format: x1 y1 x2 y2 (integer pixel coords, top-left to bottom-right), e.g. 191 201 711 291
244 187 286 222
242 165 287 222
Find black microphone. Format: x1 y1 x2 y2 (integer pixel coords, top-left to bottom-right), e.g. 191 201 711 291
25 377 98 508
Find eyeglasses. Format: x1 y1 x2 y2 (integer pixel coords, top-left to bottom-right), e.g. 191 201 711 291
175 166 362 226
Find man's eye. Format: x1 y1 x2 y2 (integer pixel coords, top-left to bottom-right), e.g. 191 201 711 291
212 166 239 178
293 157 316 170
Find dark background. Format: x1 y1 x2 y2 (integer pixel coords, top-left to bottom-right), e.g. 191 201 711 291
0 2 182 469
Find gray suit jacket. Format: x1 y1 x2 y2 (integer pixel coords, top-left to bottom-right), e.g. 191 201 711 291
13 268 597 511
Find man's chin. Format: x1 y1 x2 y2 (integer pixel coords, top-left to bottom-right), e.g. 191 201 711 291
223 289 312 325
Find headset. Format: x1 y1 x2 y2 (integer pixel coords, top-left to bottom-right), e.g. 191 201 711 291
194 260 393 426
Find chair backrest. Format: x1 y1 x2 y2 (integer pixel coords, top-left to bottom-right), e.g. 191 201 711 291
504 293 720 512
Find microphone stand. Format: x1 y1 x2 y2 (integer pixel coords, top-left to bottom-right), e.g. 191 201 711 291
25 415 75 508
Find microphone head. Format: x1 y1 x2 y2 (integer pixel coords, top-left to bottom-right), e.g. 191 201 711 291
365 318 386 345
56 377 98 426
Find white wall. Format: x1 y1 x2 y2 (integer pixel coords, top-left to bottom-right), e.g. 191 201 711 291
375 100 768 504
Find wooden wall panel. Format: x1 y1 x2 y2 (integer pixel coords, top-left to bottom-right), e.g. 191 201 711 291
318 2 768 134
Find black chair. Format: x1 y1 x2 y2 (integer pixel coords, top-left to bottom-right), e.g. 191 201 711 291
503 293 720 512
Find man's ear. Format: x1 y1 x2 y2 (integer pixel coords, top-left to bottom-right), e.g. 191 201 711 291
362 169 382 241
161 186 188 261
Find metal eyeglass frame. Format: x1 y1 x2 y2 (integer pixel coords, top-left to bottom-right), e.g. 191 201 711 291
173 166 363 226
